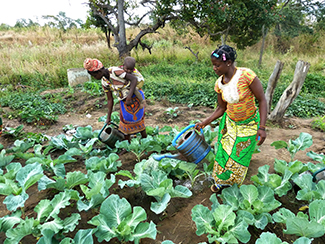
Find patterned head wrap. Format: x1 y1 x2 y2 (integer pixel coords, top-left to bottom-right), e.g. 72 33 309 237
83 58 103 71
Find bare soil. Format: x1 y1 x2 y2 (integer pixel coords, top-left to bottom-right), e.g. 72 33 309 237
1 90 325 244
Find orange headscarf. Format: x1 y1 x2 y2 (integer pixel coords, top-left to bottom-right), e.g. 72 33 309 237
83 58 103 71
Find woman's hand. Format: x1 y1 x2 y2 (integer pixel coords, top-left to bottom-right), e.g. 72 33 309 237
195 122 206 130
125 96 132 105
256 128 266 146
105 117 111 126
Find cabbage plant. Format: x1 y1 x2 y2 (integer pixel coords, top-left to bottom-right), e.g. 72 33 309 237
255 232 312 244
1 162 44 211
219 184 281 230
191 194 251 244
88 194 157 244
117 157 192 214
1 190 81 243
272 200 325 239
271 132 313 162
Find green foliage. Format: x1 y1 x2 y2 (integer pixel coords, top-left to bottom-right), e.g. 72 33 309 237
115 136 163 162
0 162 44 211
77 172 115 212
88 194 157 243
303 73 325 95
82 80 103 96
311 115 325 132
144 76 217 107
219 184 281 230
173 0 278 49
3 125 49 145
191 194 251 243
0 92 66 124
271 132 313 162
293 173 325 202
273 200 325 238
287 96 325 118
251 164 293 197
117 157 192 214
255 232 311 244
164 107 179 118
84 154 122 174
273 1 322 53
1 190 81 243
42 11 83 31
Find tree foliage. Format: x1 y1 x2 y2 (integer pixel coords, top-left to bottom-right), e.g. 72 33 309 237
42 12 83 31
166 0 278 49
14 19 40 28
274 0 325 52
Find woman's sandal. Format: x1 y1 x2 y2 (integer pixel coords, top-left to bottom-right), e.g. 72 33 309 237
210 184 222 193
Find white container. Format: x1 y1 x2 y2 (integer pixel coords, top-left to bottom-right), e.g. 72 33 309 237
67 68 91 87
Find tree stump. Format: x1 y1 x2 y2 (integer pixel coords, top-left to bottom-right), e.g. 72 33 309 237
268 60 310 122
265 60 284 114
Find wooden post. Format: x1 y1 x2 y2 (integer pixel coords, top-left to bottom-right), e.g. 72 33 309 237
258 25 268 67
268 60 310 122
265 60 284 114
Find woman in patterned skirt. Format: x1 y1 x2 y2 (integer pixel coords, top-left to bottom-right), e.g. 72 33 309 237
84 58 147 144
195 45 267 192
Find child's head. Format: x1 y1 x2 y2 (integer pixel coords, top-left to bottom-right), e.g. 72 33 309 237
211 45 237 63
123 56 136 73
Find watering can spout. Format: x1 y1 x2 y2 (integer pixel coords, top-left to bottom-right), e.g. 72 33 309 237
152 153 184 161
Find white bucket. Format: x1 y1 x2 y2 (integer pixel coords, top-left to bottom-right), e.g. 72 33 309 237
67 68 91 87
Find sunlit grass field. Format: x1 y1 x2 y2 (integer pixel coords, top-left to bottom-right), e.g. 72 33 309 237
0 25 324 122
1 25 324 89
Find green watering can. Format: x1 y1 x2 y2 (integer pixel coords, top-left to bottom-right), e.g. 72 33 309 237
98 122 125 149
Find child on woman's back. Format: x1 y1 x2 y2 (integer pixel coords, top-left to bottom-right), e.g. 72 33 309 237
120 56 145 108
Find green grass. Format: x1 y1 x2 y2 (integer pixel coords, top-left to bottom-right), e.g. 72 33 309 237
0 26 325 121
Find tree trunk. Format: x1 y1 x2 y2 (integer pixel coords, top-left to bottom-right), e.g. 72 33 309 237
104 28 111 49
265 60 284 114
268 60 310 122
258 25 268 67
117 0 128 58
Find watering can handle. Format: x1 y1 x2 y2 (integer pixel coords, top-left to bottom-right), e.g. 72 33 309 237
312 168 325 182
172 124 204 147
98 121 119 136
110 121 119 128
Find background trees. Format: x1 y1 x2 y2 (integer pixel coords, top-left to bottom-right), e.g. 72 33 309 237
273 0 325 53
86 0 179 57
86 0 279 56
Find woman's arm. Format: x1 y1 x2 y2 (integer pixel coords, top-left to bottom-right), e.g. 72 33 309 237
250 76 267 145
124 73 137 105
103 87 114 125
196 93 227 129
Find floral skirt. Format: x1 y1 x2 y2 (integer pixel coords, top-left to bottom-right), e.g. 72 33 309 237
213 112 260 187
119 90 145 135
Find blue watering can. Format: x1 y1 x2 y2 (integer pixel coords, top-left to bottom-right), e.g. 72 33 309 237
153 124 211 164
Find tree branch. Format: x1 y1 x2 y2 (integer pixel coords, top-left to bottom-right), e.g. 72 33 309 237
184 46 199 62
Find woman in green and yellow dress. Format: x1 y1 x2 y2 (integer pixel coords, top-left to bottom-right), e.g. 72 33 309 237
196 45 267 192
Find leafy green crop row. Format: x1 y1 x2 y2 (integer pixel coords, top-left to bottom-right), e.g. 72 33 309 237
1 123 325 243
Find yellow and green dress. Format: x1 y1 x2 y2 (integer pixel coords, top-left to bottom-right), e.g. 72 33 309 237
213 67 260 188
